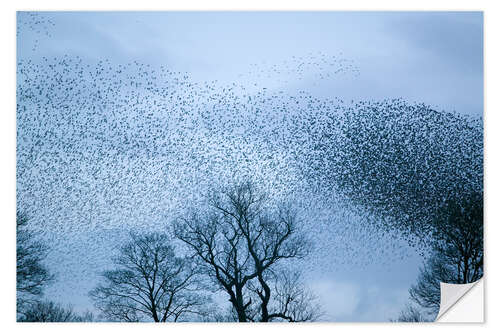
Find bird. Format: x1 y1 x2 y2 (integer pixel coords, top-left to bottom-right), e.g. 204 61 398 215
16 12 483 319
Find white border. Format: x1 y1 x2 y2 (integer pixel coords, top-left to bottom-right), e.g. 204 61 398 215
2 1 498 332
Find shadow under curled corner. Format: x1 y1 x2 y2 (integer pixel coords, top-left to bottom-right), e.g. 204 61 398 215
435 278 484 322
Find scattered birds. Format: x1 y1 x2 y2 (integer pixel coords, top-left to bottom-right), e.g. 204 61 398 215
17 12 55 51
16 14 482 313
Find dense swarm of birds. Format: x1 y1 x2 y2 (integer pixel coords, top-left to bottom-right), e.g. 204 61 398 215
298 100 483 249
16 14 482 311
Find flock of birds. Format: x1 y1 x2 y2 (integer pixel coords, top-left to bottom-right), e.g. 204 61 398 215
16 14 483 315
17 12 55 52
237 52 360 87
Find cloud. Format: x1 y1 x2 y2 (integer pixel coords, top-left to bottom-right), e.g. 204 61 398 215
310 278 411 322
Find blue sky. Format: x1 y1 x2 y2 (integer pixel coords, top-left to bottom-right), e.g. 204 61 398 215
16 11 483 321
18 11 483 114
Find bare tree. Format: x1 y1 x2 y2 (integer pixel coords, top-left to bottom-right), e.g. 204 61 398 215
89 232 207 322
402 192 483 319
17 212 54 314
393 303 427 322
18 300 94 322
175 182 320 322
430 192 483 283
263 270 323 322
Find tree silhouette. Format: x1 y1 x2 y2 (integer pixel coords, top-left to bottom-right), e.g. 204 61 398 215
175 182 321 322
429 192 483 283
409 192 483 317
89 232 207 322
16 212 54 315
393 303 426 322
18 300 94 322
262 270 322 322
395 192 483 321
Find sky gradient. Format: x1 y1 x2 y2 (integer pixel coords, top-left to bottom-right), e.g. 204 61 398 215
16 11 483 321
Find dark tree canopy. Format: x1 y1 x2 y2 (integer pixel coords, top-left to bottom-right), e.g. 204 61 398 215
430 191 483 283
16 212 54 313
89 232 207 322
408 192 483 317
394 303 427 322
18 300 94 322
175 182 321 322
